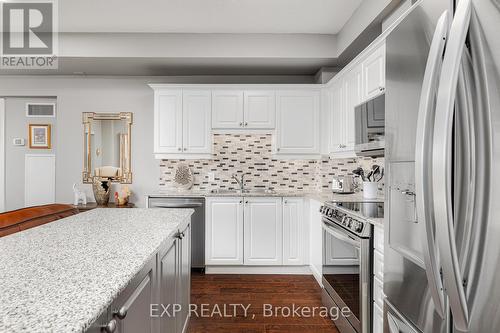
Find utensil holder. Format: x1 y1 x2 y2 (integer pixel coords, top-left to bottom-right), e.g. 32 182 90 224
363 182 378 199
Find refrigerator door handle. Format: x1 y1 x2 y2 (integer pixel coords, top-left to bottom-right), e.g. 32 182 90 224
432 0 472 330
414 10 449 319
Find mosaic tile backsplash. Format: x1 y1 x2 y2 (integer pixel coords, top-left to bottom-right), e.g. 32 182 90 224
159 134 384 192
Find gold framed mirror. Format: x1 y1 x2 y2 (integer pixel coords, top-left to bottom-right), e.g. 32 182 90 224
83 112 133 184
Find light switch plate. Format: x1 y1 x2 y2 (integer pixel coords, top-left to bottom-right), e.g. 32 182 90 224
13 138 25 146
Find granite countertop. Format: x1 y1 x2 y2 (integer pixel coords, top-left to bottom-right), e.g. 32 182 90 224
0 208 193 333
150 189 384 202
148 190 385 226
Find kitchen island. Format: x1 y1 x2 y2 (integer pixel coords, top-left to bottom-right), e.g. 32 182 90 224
0 208 193 333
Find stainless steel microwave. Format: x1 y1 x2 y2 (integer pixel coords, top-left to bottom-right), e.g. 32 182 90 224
354 94 385 157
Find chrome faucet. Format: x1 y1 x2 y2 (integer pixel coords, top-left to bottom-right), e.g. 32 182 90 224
232 173 246 191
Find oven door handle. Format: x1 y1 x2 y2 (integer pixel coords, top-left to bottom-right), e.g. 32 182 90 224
322 222 360 248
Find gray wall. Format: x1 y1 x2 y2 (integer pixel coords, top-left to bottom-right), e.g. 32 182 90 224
1 75 312 208
5 97 57 211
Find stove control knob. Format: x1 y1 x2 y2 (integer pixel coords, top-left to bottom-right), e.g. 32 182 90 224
328 209 334 218
354 221 363 232
344 217 350 226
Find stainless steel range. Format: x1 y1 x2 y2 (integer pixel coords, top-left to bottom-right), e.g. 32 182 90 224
320 201 383 333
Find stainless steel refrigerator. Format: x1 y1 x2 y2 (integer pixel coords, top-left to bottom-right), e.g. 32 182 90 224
384 0 500 332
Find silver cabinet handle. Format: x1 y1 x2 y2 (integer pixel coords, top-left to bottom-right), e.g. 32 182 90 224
432 0 472 330
183 148 187 151
244 122 248 126
239 200 243 204
113 307 127 320
400 189 416 197
284 200 288 204
245 201 249 204
277 148 280 152
178 147 182 151
239 122 243 127
414 10 449 319
379 87 385 92
101 319 117 333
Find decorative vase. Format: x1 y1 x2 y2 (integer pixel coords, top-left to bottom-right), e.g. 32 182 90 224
92 177 111 205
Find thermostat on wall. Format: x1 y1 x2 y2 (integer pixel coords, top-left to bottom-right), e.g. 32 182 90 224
13 138 25 146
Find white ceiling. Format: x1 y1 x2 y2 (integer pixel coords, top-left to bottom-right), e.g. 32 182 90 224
59 0 363 34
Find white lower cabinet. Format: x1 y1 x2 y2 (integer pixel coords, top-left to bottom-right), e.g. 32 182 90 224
205 196 305 267
244 197 283 265
282 198 304 265
205 197 244 265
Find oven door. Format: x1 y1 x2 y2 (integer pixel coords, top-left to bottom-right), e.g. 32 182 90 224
322 218 371 333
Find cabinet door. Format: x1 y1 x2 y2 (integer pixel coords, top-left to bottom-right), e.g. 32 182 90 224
362 43 386 101
282 198 304 265
178 223 191 333
112 256 156 333
183 90 212 154
243 90 276 129
211 90 244 129
158 236 179 333
329 81 345 153
275 90 320 155
205 197 244 265
324 231 359 265
343 65 362 150
244 197 283 265
154 89 183 153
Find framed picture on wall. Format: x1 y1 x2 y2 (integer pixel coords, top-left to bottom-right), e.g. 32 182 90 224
29 124 51 149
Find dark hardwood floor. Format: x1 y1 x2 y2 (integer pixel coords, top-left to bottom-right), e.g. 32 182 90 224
188 272 340 333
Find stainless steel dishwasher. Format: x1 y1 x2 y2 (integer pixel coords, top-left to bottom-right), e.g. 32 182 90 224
147 196 205 269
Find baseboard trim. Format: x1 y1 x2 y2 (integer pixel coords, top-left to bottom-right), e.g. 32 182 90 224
205 266 312 275
205 265 312 275
309 264 323 287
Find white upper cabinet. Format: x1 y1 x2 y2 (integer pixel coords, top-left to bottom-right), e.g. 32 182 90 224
154 89 183 154
275 90 320 156
362 43 386 102
343 64 362 151
329 81 345 154
244 197 283 265
205 197 244 265
325 40 386 158
282 198 305 265
183 90 212 154
153 88 212 158
243 90 276 129
212 90 275 129
211 90 244 129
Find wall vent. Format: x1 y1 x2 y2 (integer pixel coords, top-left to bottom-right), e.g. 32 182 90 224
26 103 56 117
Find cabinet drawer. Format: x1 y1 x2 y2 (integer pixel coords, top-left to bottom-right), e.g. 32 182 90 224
373 276 384 308
374 225 384 252
373 249 384 281
373 301 384 333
